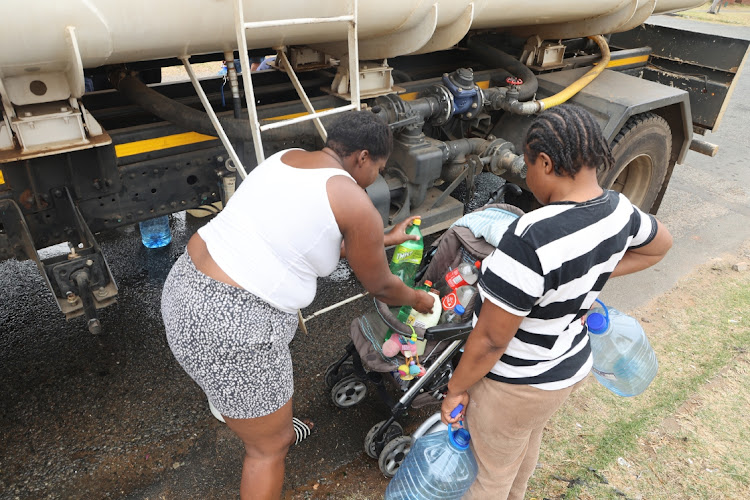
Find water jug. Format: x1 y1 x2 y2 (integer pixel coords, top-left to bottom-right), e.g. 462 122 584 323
405 289 442 355
587 299 658 397
389 219 424 287
139 215 172 248
385 410 477 500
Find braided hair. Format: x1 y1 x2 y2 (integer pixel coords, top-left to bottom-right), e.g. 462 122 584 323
524 104 613 178
326 111 393 160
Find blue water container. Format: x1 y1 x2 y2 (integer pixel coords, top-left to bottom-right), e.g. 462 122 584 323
385 420 478 500
587 300 658 397
139 215 172 248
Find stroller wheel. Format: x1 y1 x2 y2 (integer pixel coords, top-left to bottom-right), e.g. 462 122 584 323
364 420 404 459
330 374 367 408
378 435 413 478
324 359 354 389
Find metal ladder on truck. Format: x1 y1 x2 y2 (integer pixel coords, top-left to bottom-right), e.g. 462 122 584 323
179 0 362 331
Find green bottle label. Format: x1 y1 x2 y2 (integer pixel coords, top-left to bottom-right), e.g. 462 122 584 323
392 247 423 265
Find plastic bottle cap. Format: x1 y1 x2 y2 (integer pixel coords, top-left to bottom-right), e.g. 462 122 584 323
424 280 433 287
448 426 472 450
474 261 481 268
587 312 608 334
413 218 422 226
454 304 465 315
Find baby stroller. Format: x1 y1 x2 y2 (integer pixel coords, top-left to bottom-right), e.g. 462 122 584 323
324 190 524 477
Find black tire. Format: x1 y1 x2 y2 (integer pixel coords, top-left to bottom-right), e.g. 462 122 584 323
378 435 414 478
324 359 354 389
364 420 404 459
601 113 671 212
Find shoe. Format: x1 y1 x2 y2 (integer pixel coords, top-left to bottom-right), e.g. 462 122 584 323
187 201 223 218
292 417 313 445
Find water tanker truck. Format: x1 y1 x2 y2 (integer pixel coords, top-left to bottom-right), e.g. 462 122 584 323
0 0 747 332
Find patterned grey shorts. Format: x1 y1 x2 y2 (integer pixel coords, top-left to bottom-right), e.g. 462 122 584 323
161 252 299 419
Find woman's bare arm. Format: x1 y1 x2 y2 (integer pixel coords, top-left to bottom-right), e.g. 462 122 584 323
611 219 673 278
328 176 433 313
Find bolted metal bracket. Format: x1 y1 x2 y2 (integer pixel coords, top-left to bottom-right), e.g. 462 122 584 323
44 187 118 332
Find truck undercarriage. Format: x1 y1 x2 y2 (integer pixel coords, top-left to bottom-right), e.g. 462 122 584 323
0 23 747 332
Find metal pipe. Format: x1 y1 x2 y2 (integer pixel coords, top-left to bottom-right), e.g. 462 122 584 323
535 35 610 111
488 35 610 115
115 75 251 141
689 138 719 157
234 0 266 164
276 48 328 141
466 38 538 101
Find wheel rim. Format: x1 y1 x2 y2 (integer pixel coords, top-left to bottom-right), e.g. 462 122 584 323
610 153 653 206
333 376 366 407
380 437 412 477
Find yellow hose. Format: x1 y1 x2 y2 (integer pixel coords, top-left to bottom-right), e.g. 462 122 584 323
537 35 610 111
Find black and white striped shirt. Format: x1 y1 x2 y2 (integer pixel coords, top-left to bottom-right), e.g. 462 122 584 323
476 190 657 390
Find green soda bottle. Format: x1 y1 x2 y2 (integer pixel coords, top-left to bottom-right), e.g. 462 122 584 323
389 218 423 288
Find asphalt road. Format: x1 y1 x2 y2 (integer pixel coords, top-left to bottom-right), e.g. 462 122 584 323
1 15 749 500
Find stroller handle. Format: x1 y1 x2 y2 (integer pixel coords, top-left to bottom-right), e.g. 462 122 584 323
425 321 472 341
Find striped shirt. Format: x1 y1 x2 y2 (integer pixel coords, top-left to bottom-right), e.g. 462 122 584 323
475 190 657 390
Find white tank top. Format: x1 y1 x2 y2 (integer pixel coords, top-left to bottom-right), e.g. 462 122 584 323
198 149 353 313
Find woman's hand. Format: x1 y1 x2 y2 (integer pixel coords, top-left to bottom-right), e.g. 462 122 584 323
412 289 435 314
441 389 469 425
384 215 422 247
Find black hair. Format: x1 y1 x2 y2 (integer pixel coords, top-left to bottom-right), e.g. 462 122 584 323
524 104 614 178
325 111 393 160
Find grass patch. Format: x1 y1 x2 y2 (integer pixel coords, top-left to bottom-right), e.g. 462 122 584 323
527 249 750 499
672 2 750 25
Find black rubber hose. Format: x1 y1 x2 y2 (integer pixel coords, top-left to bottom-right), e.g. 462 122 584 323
116 75 256 141
466 38 538 101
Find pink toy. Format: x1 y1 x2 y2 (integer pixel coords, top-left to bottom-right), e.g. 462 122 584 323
382 336 402 357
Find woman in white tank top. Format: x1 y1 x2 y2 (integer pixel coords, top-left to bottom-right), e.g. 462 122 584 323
161 111 435 499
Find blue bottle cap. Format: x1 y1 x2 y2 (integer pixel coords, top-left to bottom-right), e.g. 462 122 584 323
454 304 465 315
587 312 608 334
448 426 472 450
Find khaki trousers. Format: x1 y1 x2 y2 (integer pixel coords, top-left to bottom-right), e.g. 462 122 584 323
463 377 585 500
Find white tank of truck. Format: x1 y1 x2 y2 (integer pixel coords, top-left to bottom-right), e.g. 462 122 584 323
0 0 704 81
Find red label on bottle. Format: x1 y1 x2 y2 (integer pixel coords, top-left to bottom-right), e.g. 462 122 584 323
441 291 458 310
444 268 469 290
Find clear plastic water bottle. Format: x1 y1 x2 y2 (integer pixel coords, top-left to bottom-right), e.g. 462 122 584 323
436 260 481 298
389 218 424 287
385 408 477 500
587 300 658 397
440 304 466 324
441 284 477 312
139 215 172 248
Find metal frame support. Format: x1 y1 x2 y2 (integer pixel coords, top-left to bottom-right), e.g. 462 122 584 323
233 0 361 164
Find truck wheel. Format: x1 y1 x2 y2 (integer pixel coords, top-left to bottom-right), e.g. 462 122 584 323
602 113 671 212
